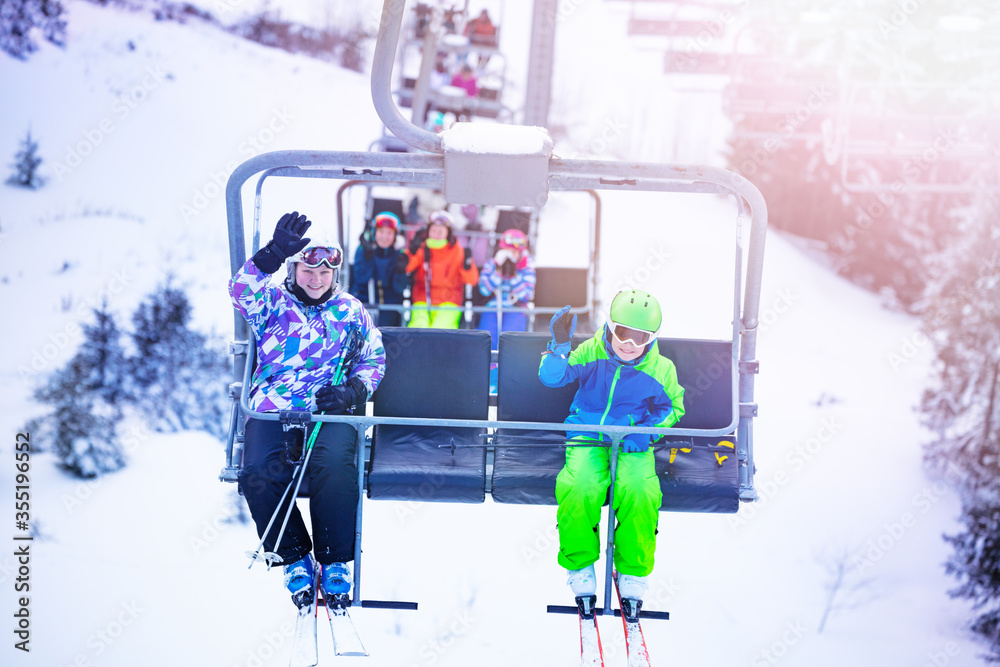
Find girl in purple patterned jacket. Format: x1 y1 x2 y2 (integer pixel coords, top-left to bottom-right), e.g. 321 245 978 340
229 211 385 608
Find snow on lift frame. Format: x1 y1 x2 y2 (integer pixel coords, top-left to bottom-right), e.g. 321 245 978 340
220 0 767 616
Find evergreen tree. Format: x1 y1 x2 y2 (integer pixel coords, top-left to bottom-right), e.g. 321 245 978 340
77 300 129 404
128 281 228 438
29 306 129 478
7 128 43 189
0 0 66 59
922 204 1000 658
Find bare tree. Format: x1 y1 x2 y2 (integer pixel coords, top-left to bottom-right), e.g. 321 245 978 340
816 543 877 633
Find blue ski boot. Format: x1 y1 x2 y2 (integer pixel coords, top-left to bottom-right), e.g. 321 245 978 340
321 562 352 599
283 554 316 608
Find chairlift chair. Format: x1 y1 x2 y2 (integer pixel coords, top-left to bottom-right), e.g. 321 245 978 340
221 0 767 617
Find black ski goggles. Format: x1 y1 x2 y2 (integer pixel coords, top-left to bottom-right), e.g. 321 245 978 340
609 321 656 347
299 246 343 269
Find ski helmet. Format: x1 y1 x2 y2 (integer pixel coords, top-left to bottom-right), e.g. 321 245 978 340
284 231 344 291
498 228 528 250
373 211 400 231
426 210 456 244
608 290 661 347
428 209 454 229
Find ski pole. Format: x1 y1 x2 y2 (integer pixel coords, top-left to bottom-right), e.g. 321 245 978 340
423 246 432 318
250 340 357 567
246 463 303 568
265 350 353 558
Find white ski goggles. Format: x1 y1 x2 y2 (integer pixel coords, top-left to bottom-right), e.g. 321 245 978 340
609 321 656 347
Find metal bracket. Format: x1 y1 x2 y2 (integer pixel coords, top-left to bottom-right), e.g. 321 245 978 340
739 402 758 417
229 341 249 355
228 382 243 399
739 360 759 375
279 410 312 431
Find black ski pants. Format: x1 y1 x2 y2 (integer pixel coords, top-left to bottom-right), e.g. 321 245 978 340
239 418 359 566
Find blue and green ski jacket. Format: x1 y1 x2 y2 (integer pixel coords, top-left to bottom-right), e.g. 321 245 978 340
539 326 685 440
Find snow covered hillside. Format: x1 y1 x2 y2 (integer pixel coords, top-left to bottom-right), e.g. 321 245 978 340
0 1 984 666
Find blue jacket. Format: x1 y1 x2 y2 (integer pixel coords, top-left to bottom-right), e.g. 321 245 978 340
539 326 685 441
349 244 408 306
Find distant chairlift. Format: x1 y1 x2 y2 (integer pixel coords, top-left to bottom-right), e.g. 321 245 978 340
221 0 767 618
837 82 1000 193
395 1 510 122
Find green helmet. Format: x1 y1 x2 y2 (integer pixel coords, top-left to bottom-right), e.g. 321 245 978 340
609 290 662 333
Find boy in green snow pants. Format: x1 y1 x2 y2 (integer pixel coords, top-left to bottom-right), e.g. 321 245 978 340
539 290 685 604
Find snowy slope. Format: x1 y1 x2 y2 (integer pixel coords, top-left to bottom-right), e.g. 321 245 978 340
0 2 984 666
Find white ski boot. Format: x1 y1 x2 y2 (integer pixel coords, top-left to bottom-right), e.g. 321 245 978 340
566 564 598 597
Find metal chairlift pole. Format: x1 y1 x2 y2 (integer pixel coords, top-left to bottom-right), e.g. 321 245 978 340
411 5 442 129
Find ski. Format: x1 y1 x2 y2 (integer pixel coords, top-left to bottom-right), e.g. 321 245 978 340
288 586 319 667
320 590 369 657
613 573 651 667
576 595 604 667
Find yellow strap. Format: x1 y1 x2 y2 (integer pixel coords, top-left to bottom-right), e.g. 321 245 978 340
668 446 692 463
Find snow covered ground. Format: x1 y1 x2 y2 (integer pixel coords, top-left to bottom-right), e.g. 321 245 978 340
0 1 984 665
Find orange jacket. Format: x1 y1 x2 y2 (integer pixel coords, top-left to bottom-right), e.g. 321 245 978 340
406 241 479 305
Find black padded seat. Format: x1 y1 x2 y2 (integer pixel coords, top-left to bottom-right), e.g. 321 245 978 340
491 332 587 505
368 328 491 502
491 332 741 512
653 338 739 513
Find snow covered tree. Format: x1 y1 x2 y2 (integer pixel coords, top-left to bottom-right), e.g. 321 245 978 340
77 300 129 404
29 304 129 478
7 128 43 189
944 495 1000 662
922 202 1000 658
128 281 229 438
0 0 67 59
724 0 994 309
